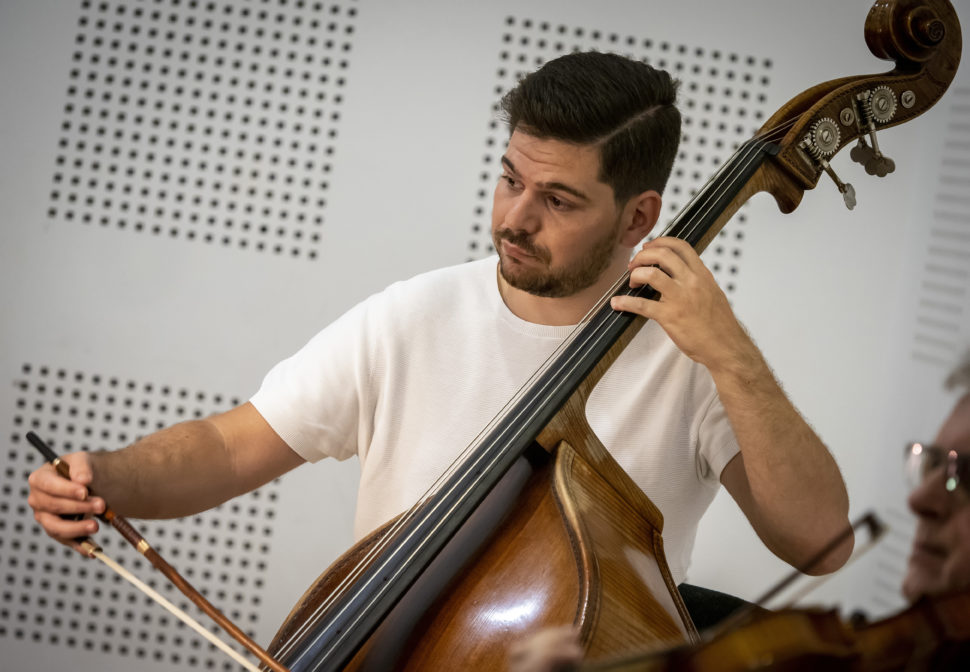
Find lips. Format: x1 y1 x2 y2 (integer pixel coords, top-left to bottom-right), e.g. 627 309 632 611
909 539 947 564
501 239 536 261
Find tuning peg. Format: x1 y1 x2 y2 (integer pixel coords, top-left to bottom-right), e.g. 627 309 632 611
850 139 876 166
840 182 857 210
860 131 895 177
799 135 857 210
864 155 896 177
852 90 896 178
822 162 857 210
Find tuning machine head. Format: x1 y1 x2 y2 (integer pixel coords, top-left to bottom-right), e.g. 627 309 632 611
849 88 900 177
799 121 857 210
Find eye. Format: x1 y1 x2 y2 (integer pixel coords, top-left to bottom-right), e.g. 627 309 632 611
923 449 946 473
547 194 573 211
957 455 970 482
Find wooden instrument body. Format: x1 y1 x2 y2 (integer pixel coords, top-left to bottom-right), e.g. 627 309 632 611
269 374 697 670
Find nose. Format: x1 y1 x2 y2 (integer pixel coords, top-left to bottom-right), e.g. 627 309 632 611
501 191 542 235
908 468 951 520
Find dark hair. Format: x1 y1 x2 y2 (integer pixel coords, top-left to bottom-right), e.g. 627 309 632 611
500 51 681 203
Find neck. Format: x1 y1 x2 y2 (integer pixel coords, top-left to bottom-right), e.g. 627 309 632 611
496 255 630 326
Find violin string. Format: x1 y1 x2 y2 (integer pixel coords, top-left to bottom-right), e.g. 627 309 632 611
273 114 804 659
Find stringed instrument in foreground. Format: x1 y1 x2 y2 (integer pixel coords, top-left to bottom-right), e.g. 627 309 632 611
263 1 962 671
581 588 970 671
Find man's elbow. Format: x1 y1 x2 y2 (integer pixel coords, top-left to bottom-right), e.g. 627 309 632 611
792 516 855 576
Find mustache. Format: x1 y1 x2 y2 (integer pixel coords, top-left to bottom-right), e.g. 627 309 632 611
495 229 550 263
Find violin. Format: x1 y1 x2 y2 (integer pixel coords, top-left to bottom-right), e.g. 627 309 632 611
580 588 970 671
852 588 970 670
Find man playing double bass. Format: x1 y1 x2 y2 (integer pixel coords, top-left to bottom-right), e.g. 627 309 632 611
26 51 850 635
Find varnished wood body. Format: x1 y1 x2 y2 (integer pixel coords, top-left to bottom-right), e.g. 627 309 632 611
268 433 695 671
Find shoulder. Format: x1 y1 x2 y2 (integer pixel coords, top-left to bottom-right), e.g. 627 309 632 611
384 257 495 296
374 257 498 314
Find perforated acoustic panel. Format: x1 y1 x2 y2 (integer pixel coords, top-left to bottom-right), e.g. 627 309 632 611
48 0 357 259
1 363 279 670
468 17 773 296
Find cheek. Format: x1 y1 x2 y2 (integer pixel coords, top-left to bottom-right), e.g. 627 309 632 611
491 191 508 231
945 511 970 586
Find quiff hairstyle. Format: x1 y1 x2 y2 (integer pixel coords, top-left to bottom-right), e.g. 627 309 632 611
500 51 681 204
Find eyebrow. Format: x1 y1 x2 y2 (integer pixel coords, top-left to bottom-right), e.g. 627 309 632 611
501 156 592 203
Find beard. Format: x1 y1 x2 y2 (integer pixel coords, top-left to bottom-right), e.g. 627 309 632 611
493 217 623 299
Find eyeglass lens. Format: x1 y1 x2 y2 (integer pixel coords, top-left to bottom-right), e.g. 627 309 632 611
905 442 970 496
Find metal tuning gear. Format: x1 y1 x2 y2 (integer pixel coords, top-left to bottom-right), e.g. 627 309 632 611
799 118 857 210
851 88 899 177
867 85 899 123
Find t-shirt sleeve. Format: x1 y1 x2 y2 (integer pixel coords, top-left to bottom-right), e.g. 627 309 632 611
249 298 374 463
694 387 741 482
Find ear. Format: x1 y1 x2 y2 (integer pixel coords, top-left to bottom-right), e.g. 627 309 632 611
619 190 662 248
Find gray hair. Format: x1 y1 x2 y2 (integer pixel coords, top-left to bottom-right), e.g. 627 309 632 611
945 350 970 392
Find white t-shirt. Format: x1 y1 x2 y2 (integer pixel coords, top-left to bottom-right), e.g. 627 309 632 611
250 257 740 582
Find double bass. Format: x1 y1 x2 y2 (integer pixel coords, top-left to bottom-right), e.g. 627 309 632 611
32 0 962 670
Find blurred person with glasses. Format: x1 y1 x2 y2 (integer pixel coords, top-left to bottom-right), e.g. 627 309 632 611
902 354 970 602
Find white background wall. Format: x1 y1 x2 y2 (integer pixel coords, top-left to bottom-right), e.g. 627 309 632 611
1 0 968 670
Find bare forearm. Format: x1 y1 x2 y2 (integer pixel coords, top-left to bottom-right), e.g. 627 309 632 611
28 403 301 553
712 344 851 572
88 419 242 519
615 238 851 570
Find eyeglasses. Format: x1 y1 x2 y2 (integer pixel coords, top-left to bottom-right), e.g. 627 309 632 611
904 442 970 499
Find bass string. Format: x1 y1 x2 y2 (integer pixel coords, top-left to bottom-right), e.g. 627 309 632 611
268 269 635 661
363 114 799 546
273 114 800 662
387 113 795 533
268 303 612 660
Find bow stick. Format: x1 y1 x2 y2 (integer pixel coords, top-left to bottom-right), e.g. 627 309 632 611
25 431 290 672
